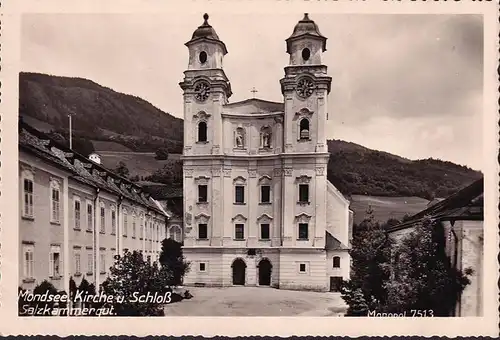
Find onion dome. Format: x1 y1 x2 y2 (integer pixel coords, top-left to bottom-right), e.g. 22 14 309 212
186 13 227 54
286 13 327 53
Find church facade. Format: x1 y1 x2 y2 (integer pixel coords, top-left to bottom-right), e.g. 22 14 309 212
179 13 353 291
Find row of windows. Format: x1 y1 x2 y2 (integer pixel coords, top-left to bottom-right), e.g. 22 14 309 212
21 175 164 240
195 118 311 144
196 222 307 241
197 183 309 204
22 244 165 281
195 258 340 274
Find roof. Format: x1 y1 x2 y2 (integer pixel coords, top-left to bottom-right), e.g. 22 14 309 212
223 98 284 114
387 178 484 233
19 119 167 216
141 184 183 200
286 13 327 53
325 231 349 250
186 13 227 54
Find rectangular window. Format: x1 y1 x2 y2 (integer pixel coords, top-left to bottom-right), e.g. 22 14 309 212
198 223 208 239
299 263 307 273
132 217 137 238
23 245 34 279
100 206 105 233
87 252 93 274
23 179 34 218
100 252 106 274
87 203 93 231
74 200 81 229
260 185 271 203
299 184 309 202
123 213 128 236
198 185 208 203
51 188 60 222
140 219 144 239
111 210 116 235
298 223 309 240
199 263 206 272
260 223 270 240
74 252 81 274
49 246 61 277
235 224 245 240
235 186 245 204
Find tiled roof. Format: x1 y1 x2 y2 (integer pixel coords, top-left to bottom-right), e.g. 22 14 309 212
19 119 166 215
387 177 484 233
141 184 183 200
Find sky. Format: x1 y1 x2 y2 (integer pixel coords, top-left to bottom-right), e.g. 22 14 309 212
21 12 484 170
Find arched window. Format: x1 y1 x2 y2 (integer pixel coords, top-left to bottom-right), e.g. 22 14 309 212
169 225 182 243
333 256 341 268
299 118 310 140
198 121 207 142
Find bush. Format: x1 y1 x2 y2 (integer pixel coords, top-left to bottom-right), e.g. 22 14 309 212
155 147 169 160
159 238 190 287
100 250 173 316
384 217 471 316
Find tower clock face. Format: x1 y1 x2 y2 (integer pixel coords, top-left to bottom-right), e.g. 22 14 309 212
296 78 315 98
194 81 210 102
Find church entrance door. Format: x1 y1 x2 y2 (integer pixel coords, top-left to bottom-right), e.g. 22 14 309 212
232 258 246 285
329 276 343 292
258 259 272 286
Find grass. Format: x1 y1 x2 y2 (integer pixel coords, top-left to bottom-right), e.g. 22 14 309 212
349 195 430 225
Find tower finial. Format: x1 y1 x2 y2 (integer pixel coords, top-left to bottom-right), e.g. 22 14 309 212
203 13 209 24
303 13 310 20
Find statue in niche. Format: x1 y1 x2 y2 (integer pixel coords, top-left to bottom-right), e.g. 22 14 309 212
261 126 272 148
235 128 245 148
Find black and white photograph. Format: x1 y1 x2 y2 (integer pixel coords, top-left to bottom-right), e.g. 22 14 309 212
2 0 498 336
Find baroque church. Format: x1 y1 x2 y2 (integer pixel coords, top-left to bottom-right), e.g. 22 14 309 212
179 13 353 291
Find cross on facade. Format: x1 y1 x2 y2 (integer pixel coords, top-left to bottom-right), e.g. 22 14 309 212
251 87 258 98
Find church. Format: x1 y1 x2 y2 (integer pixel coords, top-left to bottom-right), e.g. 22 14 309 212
179 13 353 292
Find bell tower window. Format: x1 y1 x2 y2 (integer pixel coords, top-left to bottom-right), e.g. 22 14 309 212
198 121 208 142
301 48 311 61
299 118 310 140
199 51 208 64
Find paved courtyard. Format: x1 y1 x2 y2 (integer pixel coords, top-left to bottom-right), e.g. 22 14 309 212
164 286 347 316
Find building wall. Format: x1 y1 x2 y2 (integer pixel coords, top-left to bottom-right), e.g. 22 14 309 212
326 249 350 281
18 150 167 293
456 220 484 316
278 249 327 291
19 156 67 291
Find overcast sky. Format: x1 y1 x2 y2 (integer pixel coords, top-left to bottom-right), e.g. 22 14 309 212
21 13 483 170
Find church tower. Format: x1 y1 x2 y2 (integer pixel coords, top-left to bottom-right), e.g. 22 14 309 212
280 13 331 154
279 13 332 249
179 13 232 157
180 14 231 248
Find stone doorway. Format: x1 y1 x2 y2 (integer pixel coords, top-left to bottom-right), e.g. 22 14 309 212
232 258 246 285
258 258 272 286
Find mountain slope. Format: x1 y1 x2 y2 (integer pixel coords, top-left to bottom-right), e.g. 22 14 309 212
19 72 482 201
19 72 184 153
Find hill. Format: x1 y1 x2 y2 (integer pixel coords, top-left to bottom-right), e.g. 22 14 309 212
19 72 482 203
326 139 481 200
19 72 184 154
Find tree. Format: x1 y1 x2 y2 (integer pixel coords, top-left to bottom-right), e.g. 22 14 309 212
341 208 392 312
100 250 171 316
159 238 190 287
155 147 169 160
115 161 129 178
384 217 471 316
345 289 369 316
